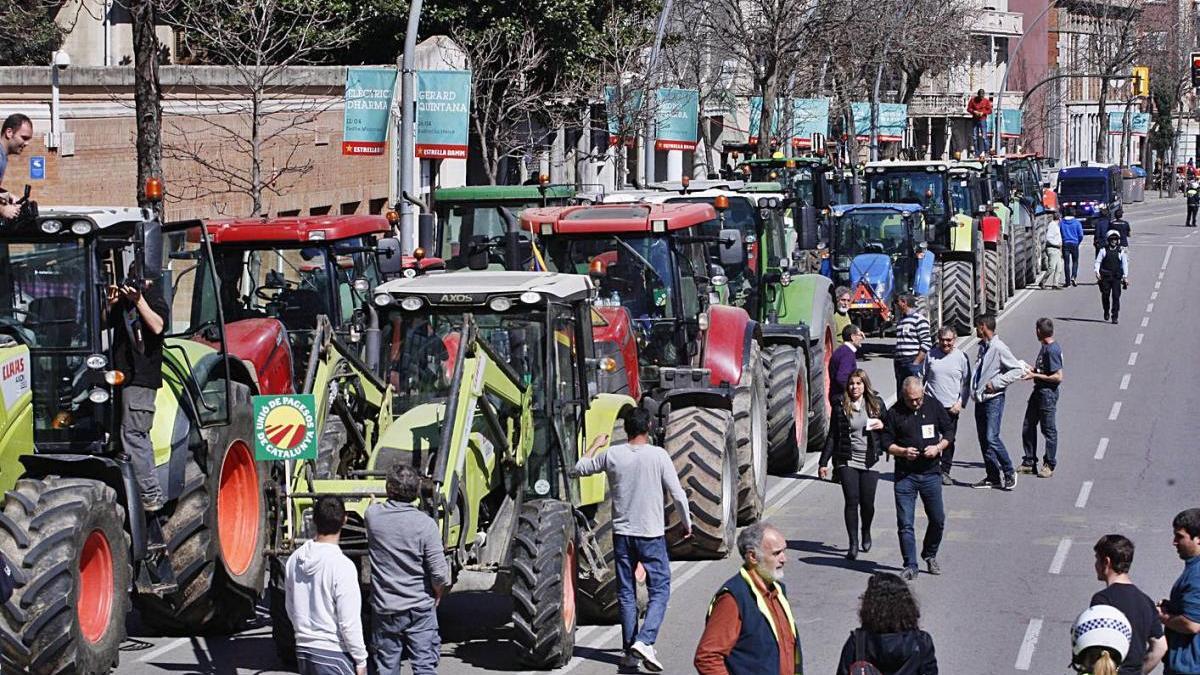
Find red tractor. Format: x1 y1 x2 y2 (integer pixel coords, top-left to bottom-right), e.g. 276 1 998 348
520 203 767 559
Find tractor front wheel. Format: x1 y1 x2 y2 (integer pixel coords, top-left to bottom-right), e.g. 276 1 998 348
664 406 737 560
732 342 767 525
511 499 578 669
0 477 132 674
941 260 976 335
764 344 808 475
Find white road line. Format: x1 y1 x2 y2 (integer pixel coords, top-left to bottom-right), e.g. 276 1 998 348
765 454 820 503
138 637 190 663
1076 481 1093 508
1135 333 1144 345
1119 373 1130 390
1151 291 1159 301
1095 437 1109 460
1162 245 1175 270
1049 538 1073 574
1147 303 1154 313
1109 402 1122 420
1159 271 1165 280
1128 352 1138 366
1015 618 1044 671
1155 281 1162 290
1141 317 1150 328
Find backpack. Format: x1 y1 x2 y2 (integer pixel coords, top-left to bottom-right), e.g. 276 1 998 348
848 629 883 675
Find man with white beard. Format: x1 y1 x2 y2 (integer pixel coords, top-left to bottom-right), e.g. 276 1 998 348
694 523 803 674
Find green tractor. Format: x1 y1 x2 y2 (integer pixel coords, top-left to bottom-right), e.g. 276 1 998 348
433 184 576 270
271 271 635 668
0 203 269 673
643 186 834 473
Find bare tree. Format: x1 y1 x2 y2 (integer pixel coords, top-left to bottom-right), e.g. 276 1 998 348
161 0 359 216
661 3 738 175
127 0 163 212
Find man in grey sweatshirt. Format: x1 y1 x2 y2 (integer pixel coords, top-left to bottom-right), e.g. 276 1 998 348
366 464 449 675
285 495 368 675
970 313 1028 491
573 408 691 673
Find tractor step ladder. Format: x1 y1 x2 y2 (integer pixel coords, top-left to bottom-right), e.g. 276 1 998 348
136 513 179 595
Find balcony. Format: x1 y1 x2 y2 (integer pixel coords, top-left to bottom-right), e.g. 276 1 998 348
972 9 1022 36
909 91 1024 117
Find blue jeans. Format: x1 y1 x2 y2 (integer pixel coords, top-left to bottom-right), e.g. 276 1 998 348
1022 388 1059 469
893 358 924 401
973 119 988 155
1062 243 1080 284
614 534 671 648
372 606 440 675
975 394 1014 482
894 472 946 570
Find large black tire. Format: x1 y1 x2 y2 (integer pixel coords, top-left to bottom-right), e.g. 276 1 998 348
732 342 767 526
664 407 737 560
1005 234 1016 297
315 414 348 479
577 423 622 624
1015 230 1031 288
0 477 132 674
942 260 975 335
806 323 833 453
984 248 1003 313
511 499 577 669
764 344 808 475
136 381 268 633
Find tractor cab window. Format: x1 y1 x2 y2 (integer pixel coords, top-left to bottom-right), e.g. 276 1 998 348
949 176 983 216
549 306 581 472
208 246 337 331
437 203 532 270
833 211 910 268
869 172 946 221
791 167 816 205
0 241 90 349
668 196 756 285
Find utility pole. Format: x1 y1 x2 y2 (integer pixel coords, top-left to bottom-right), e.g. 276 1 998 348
397 0 423 253
641 0 674 186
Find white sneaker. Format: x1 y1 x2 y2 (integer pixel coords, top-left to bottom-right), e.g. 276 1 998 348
631 641 663 672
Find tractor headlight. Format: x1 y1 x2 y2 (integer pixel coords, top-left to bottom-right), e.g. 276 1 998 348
488 296 513 312
88 388 110 404
519 291 541 304
70 220 93 235
373 293 393 307
400 296 424 311
85 354 107 370
40 220 63 234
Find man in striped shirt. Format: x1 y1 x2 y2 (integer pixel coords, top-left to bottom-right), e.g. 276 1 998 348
893 294 932 398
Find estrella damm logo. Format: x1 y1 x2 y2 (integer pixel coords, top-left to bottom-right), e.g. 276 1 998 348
252 394 318 461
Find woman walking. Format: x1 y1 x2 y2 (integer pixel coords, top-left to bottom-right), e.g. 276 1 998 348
836 573 938 675
819 369 884 560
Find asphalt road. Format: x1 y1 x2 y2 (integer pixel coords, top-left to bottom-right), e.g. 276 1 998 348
119 194 1200 674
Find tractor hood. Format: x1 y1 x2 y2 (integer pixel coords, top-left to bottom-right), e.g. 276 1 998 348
849 253 894 300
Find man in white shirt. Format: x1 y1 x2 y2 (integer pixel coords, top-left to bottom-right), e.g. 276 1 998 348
1039 216 1064 289
285 495 367 675
574 408 691 672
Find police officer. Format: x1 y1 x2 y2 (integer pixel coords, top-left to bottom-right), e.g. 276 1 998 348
1187 179 1199 227
1094 230 1129 325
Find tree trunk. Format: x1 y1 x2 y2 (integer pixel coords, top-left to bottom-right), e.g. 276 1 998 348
1094 76 1110 163
758 69 778 159
251 94 262 216
130 0 163 216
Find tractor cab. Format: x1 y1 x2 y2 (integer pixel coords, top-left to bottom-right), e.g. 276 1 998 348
186 215 392 393
866 160 983 256
433 184 575 270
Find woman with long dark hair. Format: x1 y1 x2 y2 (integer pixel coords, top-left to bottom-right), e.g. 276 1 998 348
818 368 884 560
836 573 938 674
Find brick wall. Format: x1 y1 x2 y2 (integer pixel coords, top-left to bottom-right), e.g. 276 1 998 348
3 107 390 221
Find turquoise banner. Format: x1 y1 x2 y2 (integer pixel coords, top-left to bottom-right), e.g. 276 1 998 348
416 70 471 159
655 88 699 151
791 98 830 145
985 108 1024 138
851 102 908 141
342 67 397 156
1107 110 1150 136
605 86 643 144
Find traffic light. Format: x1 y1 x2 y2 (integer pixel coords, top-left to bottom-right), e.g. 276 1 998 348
1191 52 1200 88
1131 65 1149 97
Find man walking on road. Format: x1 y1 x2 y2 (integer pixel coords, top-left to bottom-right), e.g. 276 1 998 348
573 408 691 672
1159 508 1200 675
694 522 801 675
882 377 953 580
1061 209 1084 287
1091 534 1167 675
285 496 368 675
365 464 449 675
893 294 931 399
924 325 971 485
1039 214 1064 289
1019 318 1063 478
1095 230 1129 324
970 313 1025 490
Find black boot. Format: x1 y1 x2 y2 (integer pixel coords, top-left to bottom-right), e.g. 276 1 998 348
861 529 873 552
846 532 859 560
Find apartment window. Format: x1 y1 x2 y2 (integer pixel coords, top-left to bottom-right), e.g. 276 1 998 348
993 37 1009 65
368 198 388 214
310 205 332 216
278 209 301 218
340 201 361 215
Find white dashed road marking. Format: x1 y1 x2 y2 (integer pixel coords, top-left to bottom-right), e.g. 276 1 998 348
1151 291 1158 301
1128 352 1138 366
1120 374 1130 390
1147 303 1154 313
1015 618 1043 670
1095 437 1109 460
1163 245 1174 270
1141 317 1150 328
1109 402 1122 420
138 637 190 663
1076 481 1093 508
1049 538 1072 574
1135 333 1143 345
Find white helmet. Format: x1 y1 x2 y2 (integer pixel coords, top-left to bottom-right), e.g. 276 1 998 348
1071 605 1132 663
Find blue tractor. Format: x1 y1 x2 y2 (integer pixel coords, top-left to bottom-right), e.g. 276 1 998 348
822 203 942 334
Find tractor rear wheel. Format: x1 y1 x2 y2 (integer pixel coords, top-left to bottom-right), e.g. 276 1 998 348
732 342 767 526
984 248 1003 313
764 344 808 475
0 477 132 675
664 407 737 560
805 323 833 453
1015 231 1031 288
136 381 268 633
942 260 975 335
512 499 577 669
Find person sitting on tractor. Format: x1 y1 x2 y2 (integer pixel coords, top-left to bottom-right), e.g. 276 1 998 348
390 316 448 395
107 261 169 512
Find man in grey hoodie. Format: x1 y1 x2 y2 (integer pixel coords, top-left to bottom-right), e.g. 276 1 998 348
366 463 449 675
285 495 368 675
970 313 1027 491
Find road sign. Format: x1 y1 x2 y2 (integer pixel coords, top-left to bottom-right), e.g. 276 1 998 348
29 156 44 180
1131 65 1150 98
253 394 317 461
1191 53 1200 88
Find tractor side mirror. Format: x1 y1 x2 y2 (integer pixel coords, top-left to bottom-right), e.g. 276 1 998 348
466 235 490 271
718 228 744 267
137 220 164 280
798 205 819 250
377 237 404 277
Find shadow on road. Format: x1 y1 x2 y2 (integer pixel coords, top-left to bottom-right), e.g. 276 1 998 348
787 539 903 575
1054 316 1109 324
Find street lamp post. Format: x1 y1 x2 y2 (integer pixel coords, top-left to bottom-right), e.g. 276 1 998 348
397 0 424 253
641 0 675 186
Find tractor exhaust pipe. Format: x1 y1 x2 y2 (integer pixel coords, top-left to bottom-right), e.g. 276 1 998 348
364 304 381 373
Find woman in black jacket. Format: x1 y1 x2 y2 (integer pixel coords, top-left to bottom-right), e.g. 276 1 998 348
836 572 938 675
818 368 884 560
